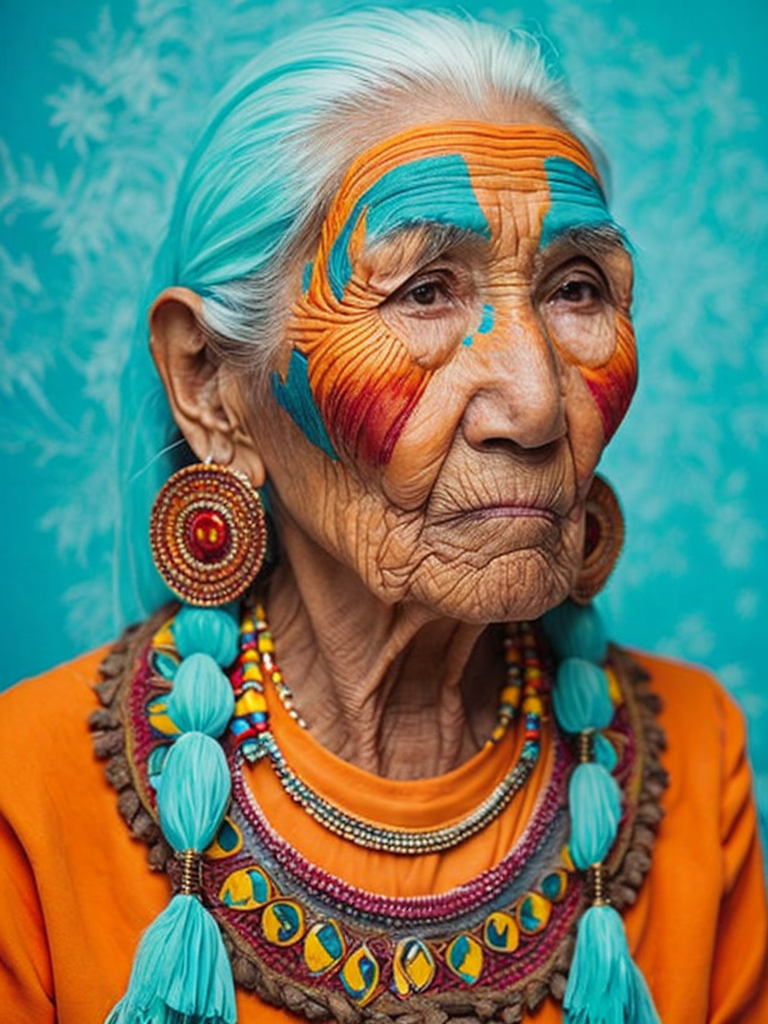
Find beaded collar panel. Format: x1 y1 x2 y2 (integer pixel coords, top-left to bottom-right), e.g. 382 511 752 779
91 607 667 1024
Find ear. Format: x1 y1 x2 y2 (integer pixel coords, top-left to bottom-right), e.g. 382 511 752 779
149 287 267 487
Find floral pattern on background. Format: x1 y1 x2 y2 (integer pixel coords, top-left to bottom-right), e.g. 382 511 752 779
1 0 766 845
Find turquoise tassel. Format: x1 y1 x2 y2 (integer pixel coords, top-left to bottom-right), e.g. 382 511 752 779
568 762 621 869
564 904 661 1024
107 733 234 1024
543 600 607 664
156 732 231 852
106 894 236 1024
174 606 239 667
167 654 235 738
553 658 614 733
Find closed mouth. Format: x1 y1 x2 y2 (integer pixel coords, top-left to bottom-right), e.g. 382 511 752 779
463 504 559 523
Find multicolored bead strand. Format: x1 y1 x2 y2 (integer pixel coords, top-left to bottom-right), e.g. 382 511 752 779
227 609 550 855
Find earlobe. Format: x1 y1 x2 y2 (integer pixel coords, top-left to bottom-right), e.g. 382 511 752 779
149 287 267 487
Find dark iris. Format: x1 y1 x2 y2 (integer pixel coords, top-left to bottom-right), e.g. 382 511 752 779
559 280 598 302
410 281 438 305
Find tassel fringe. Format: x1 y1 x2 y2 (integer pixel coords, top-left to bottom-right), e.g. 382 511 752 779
564 905 660 1024
106 895 236 1024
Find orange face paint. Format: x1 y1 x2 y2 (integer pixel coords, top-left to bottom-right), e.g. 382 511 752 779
274 122 637 465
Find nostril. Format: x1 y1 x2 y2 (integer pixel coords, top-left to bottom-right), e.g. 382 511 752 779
477 436 563 463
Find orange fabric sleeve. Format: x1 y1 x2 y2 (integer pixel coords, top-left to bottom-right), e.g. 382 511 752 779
0 649 170 1024
629 653 768 1024
707 684 768 1023
0 810 55 1023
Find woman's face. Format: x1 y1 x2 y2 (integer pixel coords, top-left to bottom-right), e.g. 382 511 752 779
253 118 636 622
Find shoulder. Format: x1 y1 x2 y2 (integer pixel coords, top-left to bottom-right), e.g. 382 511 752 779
626 649 756 859
628 648 748 756
0 646 114 824
0 646 110 746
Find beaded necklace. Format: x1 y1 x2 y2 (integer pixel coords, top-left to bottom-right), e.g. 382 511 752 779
225 603 547 854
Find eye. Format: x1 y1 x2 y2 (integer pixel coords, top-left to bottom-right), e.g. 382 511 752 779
546 272 607 313
379 264 475 367
539 260 617 367
388 271 460 318
408 281 442 305
554 278 603 306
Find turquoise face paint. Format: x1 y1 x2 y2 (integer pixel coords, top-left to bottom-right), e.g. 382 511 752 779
302 262 313 293
540 158 620 247
461 304 494 348
478 303 494 334
271 349 338 459
327 154 491 301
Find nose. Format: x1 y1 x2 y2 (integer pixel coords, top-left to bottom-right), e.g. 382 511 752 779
461 311 566 452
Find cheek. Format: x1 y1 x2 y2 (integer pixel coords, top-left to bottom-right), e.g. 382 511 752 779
288 302 433 467
577 313 637 441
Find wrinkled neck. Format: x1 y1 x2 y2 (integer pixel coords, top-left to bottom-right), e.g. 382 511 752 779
264 518 505 779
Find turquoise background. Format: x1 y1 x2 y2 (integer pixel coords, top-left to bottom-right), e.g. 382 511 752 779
1 0 766 848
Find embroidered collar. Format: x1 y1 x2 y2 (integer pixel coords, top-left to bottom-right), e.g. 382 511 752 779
91 607 667 1023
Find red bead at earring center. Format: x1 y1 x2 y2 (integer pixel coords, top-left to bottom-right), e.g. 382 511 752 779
187 509 231 562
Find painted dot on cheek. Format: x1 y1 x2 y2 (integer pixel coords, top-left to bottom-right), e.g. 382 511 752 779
461 304 494 349
478 304 494 334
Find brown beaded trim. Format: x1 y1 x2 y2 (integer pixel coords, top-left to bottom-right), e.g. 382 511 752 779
90 612 668 1024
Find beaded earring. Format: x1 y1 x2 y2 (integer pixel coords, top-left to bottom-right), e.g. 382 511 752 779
150 461 267 606
570 474 625 605
107 464 266 1023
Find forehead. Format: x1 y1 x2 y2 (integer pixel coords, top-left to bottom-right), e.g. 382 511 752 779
321 122 616 292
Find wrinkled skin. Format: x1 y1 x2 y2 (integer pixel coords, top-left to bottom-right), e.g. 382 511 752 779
151 104 635 778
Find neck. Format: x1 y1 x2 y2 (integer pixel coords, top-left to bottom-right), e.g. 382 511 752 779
265 516 505 779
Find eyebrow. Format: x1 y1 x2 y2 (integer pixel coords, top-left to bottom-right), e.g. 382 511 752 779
541 222 632 257
327 153 491 300
366 221 486 265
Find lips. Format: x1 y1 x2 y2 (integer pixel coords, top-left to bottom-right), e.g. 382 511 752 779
463 504 560 523
429 482 575 526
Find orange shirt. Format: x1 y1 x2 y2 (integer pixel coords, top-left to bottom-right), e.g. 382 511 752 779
0 645 766 1024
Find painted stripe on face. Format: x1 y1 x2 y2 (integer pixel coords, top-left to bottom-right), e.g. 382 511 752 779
541 157 618 246
271 349 339 459
302 261 313 294
327 154 491 301
580 313 638 441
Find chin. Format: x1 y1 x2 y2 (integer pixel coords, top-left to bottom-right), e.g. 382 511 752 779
409 548 576 624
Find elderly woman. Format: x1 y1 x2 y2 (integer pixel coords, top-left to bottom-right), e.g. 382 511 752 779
0 9 766 1024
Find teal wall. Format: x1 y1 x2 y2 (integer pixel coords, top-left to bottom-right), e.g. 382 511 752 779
1 0 766 845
